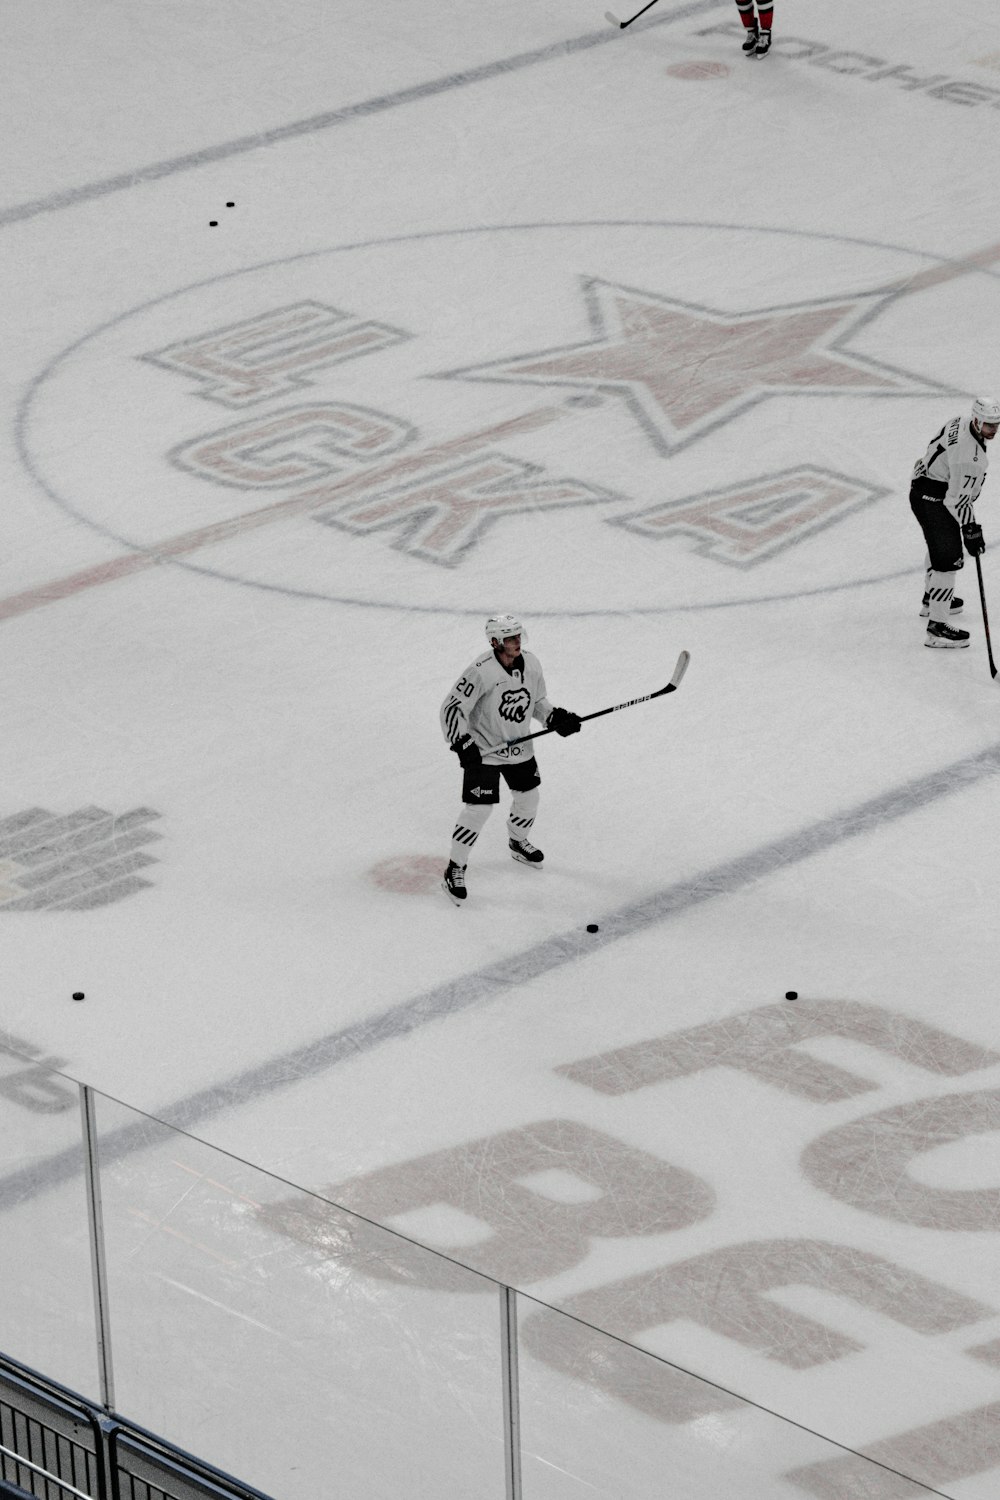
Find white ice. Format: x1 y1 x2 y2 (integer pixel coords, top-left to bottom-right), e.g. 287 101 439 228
2 1 1000 1496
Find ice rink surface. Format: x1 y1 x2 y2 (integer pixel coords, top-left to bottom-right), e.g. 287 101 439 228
3 1 1000 1495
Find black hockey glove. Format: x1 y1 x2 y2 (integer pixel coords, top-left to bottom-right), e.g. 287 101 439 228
450 733 482 770
963 522 985 557
547 706 582 737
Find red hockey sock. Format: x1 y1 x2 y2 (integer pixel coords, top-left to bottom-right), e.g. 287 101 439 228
757 5 773 28
735 0 756 26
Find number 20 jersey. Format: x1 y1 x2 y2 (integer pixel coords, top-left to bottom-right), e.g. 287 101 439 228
441 650 555 765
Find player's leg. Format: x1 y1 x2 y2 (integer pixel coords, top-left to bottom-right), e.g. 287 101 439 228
910 485 969 648
754 3 772 54
921 548 963 617
502 759 544 866
735 0 758 52
443 765 500 904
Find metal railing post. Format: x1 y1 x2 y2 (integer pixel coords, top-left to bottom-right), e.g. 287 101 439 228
499 1285 522 1500
79 1084 116 1413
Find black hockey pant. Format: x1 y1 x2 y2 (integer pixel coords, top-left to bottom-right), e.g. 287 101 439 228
910 481 963 623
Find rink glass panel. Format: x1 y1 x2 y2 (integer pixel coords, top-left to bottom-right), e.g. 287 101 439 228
91 1091 506 1499
514 1296 909 1500
0 1073 97 1393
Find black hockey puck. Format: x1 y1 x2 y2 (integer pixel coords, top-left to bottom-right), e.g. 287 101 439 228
784 991 798 1001
72 991 85 1001
586 923 599 933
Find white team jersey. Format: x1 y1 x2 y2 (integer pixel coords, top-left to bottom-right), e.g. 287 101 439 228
441 649 554 764
912 414 989 526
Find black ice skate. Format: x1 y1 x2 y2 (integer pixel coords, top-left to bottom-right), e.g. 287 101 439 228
741 24 758 53
925 619 970 648
509 837 544 867
755 28 771 56
921 593 964 617
442 860 467 904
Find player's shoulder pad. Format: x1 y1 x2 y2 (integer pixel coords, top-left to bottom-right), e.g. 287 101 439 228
471 650 495 670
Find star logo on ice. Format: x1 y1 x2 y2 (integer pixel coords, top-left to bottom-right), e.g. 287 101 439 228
435 278 948 455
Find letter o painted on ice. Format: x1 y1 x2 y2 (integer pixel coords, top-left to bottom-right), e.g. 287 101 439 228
802 1088 1000 1229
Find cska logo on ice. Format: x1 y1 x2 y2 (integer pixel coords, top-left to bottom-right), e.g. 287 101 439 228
30 225 969 608
147 284 913 573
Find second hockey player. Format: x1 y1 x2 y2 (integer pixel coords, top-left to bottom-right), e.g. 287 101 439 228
910 396 1000 648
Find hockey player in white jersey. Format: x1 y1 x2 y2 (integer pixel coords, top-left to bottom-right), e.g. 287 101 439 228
910 395 1000 648
440 615 581 904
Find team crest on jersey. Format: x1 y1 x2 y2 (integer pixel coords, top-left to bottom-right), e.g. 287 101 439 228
21 221 973 613
498 687 531 724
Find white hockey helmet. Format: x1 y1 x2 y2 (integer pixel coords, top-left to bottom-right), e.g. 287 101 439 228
972 395 1000 426
485 613 525 646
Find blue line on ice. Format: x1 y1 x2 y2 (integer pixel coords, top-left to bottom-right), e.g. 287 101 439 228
3 731 1000 1210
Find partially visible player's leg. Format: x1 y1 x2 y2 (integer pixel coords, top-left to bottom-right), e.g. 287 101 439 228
449 803 492 869
502 759 544 867
508 787 542 865
735 0 758 52
921 549 963 617
910 486 970 648
755 3 773 54
443 765 500 904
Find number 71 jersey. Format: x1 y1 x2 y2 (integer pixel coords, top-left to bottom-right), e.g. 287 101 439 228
441 650 554 764
913 413 989 525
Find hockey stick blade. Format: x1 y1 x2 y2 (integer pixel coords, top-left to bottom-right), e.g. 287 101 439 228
665 648 690 691
597 650 689 714
605 0 660 28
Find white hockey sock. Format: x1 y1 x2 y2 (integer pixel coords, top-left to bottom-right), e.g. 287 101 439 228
450 803 492 866
507 787 540 843
926 569 956 623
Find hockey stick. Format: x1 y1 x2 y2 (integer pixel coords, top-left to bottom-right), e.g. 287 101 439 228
974 554 998 679
481 649 690 757
605 0 660 28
